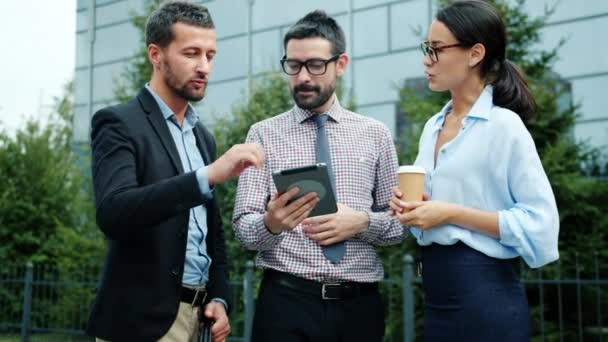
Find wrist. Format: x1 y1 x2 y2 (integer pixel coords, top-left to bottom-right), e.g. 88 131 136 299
357 210 370 233
207 163 218 186
445 203 460 224
263 215 281 235
210 298 228 313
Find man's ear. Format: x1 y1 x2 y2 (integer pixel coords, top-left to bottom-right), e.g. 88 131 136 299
468 43 486 69
336 53 349 77
147 44 162 69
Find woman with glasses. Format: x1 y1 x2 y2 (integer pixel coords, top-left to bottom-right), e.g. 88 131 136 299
389 1 559 340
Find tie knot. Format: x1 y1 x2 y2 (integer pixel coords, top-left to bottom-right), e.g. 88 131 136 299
312 114 329 127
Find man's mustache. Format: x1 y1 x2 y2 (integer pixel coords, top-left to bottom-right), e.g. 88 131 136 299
294 84 320 93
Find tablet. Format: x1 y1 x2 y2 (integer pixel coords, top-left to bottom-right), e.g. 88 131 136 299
272 163 338 217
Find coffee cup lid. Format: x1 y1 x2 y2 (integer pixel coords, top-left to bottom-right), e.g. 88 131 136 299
398 165 426 174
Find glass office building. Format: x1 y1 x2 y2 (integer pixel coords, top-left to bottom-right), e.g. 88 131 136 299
73 0 608 161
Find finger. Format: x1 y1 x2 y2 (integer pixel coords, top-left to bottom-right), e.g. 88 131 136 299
204 307 214 319
286 198 318 224
301 213 333 226
285 191 318 211
292 208 314 227
403 201 424 210
307 229 337 242
391 196 407 208
393 186 402 198
211 319 229 339
240 151 264 168
389 200 404 213
250 150 265 168
270 192 279 201
275 186 301 206
253 145 266 165
303 219 333 234
266 193 279 210
241 143 264 157
398 211 416 224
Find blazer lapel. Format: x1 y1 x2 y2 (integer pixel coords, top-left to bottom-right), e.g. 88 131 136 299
137 88 184 174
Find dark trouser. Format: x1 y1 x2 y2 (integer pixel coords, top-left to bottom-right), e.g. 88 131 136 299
422 242 530 342
252 270 385 342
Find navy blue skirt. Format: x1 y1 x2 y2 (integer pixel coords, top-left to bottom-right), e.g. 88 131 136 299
421 242 530 342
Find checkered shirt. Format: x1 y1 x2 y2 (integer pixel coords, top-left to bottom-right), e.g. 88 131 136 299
232 99 406 283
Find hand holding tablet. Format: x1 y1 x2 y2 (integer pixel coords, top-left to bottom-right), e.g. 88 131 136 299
272 163 338 217
263 163 338 234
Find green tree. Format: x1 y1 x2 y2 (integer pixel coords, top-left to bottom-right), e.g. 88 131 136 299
0 82 104 329
0 81 103 267
396 0 608 339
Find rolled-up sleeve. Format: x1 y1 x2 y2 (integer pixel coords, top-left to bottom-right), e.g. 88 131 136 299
498 126 559 268
232 125 285 250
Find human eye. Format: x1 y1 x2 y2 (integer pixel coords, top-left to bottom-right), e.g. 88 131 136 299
285 60 302 71
306 60 325 72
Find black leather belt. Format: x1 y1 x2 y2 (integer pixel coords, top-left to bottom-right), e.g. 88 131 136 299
180 286 207 307
264 269 378 300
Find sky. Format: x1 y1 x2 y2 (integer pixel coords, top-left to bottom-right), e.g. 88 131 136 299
0 1 76 133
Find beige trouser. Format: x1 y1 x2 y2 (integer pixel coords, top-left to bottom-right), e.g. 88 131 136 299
96 302 202 342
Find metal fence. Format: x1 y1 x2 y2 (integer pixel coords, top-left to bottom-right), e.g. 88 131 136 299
1 254 606 342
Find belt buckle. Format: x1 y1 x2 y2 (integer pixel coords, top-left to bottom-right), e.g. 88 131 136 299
321 283 341 300
191 287 207 307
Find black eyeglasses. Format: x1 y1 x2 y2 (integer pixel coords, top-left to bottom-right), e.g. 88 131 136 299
420 42 463 63
280 54 341 75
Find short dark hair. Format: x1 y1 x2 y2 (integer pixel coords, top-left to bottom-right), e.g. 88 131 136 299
145 1 214 48
283 10 346 55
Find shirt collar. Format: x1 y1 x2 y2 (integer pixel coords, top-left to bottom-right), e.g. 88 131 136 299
432 85 494 129
145 83 199 126
292 96 345 124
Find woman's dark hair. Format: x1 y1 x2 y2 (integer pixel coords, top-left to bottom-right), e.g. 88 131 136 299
437 0 536 123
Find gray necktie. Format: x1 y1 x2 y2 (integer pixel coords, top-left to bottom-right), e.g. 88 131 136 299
312 114 345 264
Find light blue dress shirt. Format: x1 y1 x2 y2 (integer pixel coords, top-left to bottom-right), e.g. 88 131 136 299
411 85 559 268
145 84 213 285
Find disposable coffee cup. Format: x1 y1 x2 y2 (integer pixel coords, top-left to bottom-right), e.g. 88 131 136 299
397 166 426 202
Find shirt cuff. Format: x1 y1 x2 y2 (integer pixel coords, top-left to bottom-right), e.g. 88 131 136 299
255 216 285 246
357 211 381 242
210 297 228 312
497 210 518 246
196 167 214 199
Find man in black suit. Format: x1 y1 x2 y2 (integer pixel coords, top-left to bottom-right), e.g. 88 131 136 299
87 2 264 341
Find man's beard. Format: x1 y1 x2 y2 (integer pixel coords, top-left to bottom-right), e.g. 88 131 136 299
291 81 335 111
163 60 206 102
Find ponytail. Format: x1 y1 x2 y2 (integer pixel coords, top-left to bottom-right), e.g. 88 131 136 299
491 59 536 124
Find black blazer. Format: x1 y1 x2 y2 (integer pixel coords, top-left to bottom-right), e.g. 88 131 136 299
86 88 229 341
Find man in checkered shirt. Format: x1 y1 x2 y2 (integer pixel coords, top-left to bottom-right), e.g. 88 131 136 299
233 10 407 342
